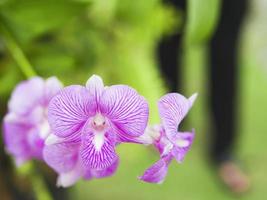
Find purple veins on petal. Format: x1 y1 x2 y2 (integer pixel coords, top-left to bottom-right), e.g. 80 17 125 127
90 156 119 178
44 74 149 186
139 93 197 184
158 93 197 140
100 85 149 138
80 128 118 170
48 85 96 138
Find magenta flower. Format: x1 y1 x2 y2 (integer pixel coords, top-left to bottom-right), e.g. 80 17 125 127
139 93 197 184
2 77 63 166
43 75 149 187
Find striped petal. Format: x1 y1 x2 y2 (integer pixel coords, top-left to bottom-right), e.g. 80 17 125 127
99 85 149 139
158 93 197 140
80 128 118 170
84 158 119 180
48 85 96 138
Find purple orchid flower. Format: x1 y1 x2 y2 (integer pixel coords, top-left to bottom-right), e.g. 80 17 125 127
43 75 149 187
2 77 63 166
139 93 197 184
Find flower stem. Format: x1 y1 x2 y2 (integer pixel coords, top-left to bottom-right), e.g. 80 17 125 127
0 20 37 78
0 18 53 200
18 162 53 200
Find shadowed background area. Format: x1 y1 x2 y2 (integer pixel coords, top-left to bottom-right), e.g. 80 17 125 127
0 0 267 199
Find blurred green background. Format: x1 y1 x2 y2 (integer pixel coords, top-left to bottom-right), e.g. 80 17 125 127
1 0 267 200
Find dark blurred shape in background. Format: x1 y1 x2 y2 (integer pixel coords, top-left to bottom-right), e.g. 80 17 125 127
158 0 249 193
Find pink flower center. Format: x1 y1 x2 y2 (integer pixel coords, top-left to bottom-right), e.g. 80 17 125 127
91 113 107 132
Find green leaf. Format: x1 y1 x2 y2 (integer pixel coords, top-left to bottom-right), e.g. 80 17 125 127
0 0 89 43
184 0 221 46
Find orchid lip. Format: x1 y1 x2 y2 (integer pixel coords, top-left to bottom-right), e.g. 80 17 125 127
92 131 105 151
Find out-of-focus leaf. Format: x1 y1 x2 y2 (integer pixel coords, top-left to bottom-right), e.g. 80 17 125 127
88 0 117 26
184 0 221 46
28 41 76 77
0 63 21 97
0 0 89 43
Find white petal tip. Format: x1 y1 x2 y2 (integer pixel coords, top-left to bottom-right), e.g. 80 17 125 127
56 178 63 188
176 139 190 148
137 126 161 145
88 74 102 83
188 93 198 106
157 180 164 184
46 76 64 87
138 176 164 184
56 174 76 188
56 178 69 188
4 113 17 123
86 74 104 89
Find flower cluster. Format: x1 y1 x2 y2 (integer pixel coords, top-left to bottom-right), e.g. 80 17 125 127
2 75 197 187
3 77 63 166
139 93 197 183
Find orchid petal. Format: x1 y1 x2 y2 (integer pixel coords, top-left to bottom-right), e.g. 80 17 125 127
45 134 64 145
3 120 31 163
43 141 80 173
27 128 44 159
8 77 44 115
56 162 83 188
86 75 104 103
44 76 63 103
158 93 197 140
80 128 118 170
48 85 96 138
188 93 198 107
100 85 149 138
90 157 119 178
139 157 171 184
171 131 195 163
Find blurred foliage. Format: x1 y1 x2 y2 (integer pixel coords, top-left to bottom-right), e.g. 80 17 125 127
184 0 221 46
0 0 222 199
0 0 222 116
0 0 89 43
0 0 186 122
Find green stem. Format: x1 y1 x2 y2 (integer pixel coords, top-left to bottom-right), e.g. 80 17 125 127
0 18 53 200
0 21 37 78
18 162 53 200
